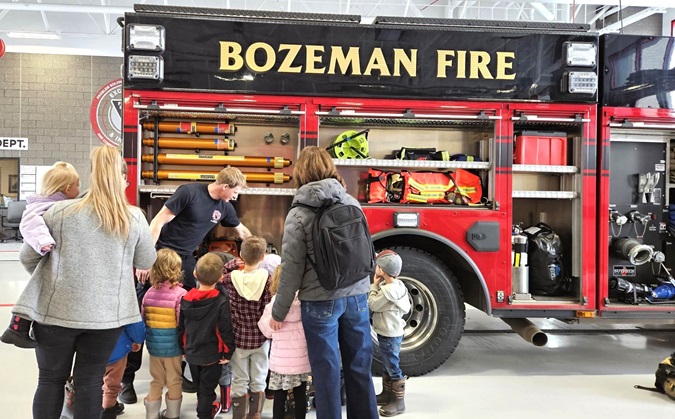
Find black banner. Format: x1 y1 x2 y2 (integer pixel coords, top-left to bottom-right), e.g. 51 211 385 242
125 13 597 103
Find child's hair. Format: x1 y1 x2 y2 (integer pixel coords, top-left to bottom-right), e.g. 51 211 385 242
195 253 225 286
269 265 281 295
150 248 184 288
240 236 267 265
41 161 79 196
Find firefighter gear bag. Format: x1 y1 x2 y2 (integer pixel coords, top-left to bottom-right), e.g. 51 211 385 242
366 169 404 203
401 171 454 204
450 169 483 205
291 202 376 290
523 223 571 296
395 147 450 161
635 352 675 401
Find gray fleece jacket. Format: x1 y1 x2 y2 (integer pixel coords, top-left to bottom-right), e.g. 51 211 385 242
368 279 411 337
272 178 371 322
14 199 157 329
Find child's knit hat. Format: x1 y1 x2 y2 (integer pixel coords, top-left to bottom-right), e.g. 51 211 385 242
376 250 402 277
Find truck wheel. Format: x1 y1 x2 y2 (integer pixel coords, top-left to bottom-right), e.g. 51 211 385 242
371 247 465 377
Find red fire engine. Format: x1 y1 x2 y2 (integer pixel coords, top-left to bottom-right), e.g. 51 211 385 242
121 5 675 376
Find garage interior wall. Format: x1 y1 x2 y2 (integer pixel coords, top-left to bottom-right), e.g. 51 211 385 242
0 53 121 192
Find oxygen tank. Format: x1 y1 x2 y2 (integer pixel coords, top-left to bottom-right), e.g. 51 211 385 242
512 228 529 295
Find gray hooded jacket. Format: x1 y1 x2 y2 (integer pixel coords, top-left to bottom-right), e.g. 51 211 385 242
271 178 371 322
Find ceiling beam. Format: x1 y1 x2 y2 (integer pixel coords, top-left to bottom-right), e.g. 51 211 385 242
598 6 667 34
0 2 130 14
531 2 555 21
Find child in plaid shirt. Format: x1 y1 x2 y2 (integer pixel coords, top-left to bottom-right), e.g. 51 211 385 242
222 236 273 419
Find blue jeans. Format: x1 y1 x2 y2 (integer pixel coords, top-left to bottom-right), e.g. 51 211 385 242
301 294 378 419
377 335 403 380
32 323 122 419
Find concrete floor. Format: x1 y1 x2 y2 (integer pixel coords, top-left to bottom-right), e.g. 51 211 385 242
0 241 673 418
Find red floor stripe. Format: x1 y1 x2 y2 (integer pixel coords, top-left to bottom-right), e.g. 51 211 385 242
0 304 15 307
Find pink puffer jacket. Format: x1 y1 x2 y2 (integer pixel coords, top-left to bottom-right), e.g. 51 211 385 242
258 294 311 375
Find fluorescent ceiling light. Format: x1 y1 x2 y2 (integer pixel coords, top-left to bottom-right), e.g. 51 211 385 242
6 31 61 40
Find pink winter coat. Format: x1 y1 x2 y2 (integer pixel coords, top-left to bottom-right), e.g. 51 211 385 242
258 294 311 375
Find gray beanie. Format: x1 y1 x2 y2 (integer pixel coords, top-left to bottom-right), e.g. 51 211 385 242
376 250 402 277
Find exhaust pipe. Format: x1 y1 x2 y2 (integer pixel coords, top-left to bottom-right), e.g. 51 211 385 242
501 318 548 347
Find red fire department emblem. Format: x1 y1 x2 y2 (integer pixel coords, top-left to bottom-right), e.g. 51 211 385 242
90 79 123 147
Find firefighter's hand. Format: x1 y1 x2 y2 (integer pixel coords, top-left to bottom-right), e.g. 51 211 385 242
136 269 151 284
269 318 283 331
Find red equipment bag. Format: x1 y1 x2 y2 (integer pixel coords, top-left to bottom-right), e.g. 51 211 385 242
367 169 392 203
450 169 483 205
366 169 405 203
401 171 454 204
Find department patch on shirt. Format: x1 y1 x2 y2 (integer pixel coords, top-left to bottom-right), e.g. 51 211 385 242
211 209 221 223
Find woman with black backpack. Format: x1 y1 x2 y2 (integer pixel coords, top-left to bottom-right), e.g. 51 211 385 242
268 146 379 419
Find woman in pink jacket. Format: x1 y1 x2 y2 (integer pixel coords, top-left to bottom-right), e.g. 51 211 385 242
258 266 311 419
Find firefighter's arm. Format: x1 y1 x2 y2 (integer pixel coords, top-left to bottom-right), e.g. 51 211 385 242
135 205 175 283
149 205 176 244
232 223 252 240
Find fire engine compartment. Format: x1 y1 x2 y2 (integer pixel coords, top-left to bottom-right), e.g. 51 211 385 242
129 93 602 313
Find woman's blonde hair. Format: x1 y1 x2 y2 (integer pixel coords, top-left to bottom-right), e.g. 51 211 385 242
76 146 131 237
293 146 345 188
269 265 281 295
150 248 183 288
41 161 79 196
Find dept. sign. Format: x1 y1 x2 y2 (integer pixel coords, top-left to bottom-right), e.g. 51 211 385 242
90 79 123 147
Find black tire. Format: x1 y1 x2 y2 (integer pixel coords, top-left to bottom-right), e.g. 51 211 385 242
371 247 465 377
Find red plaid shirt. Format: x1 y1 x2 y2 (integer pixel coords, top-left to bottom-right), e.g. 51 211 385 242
222 268 271 350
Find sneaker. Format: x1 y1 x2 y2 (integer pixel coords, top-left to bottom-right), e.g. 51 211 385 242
1 328 38 349
118 383 137 405
182 377 198 393
211 401 221 418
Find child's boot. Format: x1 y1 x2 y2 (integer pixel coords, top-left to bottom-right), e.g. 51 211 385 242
379 378 406 417
218 385 231 413
161 395 182 419
377 373 392 406
1 315 37 348
144 398 162 419
231 394 248 419
248 391 265 419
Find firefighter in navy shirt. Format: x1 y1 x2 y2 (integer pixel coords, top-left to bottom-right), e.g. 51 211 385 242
137 166 252 290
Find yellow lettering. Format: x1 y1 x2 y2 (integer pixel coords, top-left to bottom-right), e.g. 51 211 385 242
278 44 302 73
496 51 516 80
328 46 361 75
470 51 493 79
436 50 455 78
245 42 275 73
364 48 391 76
393 48 417 77
219 41 244 71
305 45 326 74
457 50 467 79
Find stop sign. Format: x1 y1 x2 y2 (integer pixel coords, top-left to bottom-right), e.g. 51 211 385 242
0 38 5 58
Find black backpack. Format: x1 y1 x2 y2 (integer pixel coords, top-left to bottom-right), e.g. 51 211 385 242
293 201 375 290
523 223 571 296
635 353 675 400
